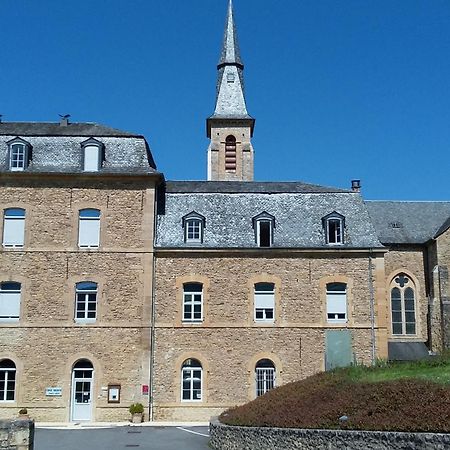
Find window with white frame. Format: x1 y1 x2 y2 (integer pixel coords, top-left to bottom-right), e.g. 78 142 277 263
8 139 31 171
78 209 100 248
252 212 275 248
0 282 21 321
391 273 416 335
81 138 103 172
255 359 275 397
75 282 98 322
326 282 347 323
323 212 345 245
181 359 202 401
254 282 275 322
0 359 16 401
2 208 25 248
182 212 205 244
183 283 203 322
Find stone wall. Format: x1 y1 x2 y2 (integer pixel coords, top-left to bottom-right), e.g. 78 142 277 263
436 229 450 349
0 419 34 450
153 252 387 421
209 418 450 450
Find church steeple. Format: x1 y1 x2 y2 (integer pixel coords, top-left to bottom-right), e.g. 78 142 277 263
207 0 255 181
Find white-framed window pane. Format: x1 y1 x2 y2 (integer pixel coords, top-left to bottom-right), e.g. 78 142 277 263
75 282 97 321
185 219 202 242
181 360 202 401
183 283 203 322
254 283 275 322
327 219 343 244
84 146 100 172
0 283 21 320
3 209 25 247
257 220 272 247
78 210 100 247
0 360 16 402
10 144 26 171
326 283 347 322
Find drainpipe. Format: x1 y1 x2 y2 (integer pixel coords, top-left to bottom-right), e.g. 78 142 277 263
368 249 376 365
148 187 159 422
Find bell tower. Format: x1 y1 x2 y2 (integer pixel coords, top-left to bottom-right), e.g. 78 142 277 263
207 0 255 181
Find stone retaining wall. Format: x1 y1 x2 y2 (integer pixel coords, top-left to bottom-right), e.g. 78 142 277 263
209 417 450 450
0 419 34 450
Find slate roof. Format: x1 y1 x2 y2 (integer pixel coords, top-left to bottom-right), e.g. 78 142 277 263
156 181 383 249
366 201 450 244
0 122 158 175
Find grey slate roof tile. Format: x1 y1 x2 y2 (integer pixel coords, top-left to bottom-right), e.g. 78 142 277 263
366 201 450 244
157 182 382 249
0 123 158 175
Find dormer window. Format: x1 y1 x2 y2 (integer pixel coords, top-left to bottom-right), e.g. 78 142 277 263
182 212 206 244
252 212 275 247
7 138 31 171
323 212 345 245
81 138 104 172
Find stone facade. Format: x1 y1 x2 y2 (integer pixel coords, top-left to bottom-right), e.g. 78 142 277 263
0 174 158 421
0 419 34 450
152 251 388 421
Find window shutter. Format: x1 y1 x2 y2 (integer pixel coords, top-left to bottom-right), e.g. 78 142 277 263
0 292 20 318
327 292 347 315
255 293 274 309
79 219 100 247
84 146 99 171
3 218 25 246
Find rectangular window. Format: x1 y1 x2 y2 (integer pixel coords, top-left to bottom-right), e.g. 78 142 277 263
75 282 97 322
183 283 203 322
10 144 27 171
0 282 21 321
0 368 16 401
84 146 100 172
327 219 343 244
3 209 25 248
186 220 201 242
326 283 347 323
254 283 275 322
78 209 100 248
256 368 275 397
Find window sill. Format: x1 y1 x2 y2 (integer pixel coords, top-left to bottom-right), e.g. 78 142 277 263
0 318 20 323
181 399 203 403
74 319 97 324
182 320 203 325
2 245 24 249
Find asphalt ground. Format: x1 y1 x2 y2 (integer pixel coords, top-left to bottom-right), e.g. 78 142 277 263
35 426 210 450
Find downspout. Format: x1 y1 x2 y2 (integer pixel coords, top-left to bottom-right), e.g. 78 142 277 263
149 188 159 422
368 249 376 365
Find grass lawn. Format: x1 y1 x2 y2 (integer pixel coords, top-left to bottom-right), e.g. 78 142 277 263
220 354 450 432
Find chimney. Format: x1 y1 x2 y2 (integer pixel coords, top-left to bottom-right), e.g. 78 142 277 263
59 114 70 126
351 179 361 193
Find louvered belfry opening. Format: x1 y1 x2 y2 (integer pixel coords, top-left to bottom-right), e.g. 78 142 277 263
225 135 237 172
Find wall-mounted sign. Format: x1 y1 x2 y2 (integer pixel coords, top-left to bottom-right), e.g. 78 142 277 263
45 387 62 397
142 385 149 395
108 385 121 404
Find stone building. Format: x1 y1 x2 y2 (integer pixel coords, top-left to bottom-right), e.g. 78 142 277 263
0 0 449 423
0 121 160 421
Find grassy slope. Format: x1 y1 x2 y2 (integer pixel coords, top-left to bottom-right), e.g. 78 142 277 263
220 356 450 432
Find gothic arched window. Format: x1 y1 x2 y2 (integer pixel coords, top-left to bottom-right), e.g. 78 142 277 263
225 135 236 172
390 273 416 335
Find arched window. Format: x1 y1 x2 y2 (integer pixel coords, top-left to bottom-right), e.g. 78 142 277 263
182 211 206 244
225 135 236 172
78 209 100 248
254 282 275 322
3 208 25 248
326 282 347 323
0 282 21 321
183 283 203 322
322 212 345 245
8 138 31 171
255 359 275 397
181 359 202 401
0 359 16 401
81 138 104 172
391 273 416 335
75 282 98 322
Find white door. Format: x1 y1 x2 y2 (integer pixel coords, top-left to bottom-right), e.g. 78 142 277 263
71 362 94 421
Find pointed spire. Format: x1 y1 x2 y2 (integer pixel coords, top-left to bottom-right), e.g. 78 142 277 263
209 0 252 123
218 0 243 69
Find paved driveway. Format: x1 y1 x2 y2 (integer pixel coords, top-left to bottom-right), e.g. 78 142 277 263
35 426 210 450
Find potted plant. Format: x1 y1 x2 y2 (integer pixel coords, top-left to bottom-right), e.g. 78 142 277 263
18 408 29 419
129 403 144 423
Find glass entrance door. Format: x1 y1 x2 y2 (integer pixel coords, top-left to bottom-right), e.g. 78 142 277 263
71 360 94 421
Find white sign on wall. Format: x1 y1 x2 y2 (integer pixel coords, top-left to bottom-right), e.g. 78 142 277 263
45 387 62 397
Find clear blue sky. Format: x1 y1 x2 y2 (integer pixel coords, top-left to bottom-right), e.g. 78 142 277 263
1 0 450 200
